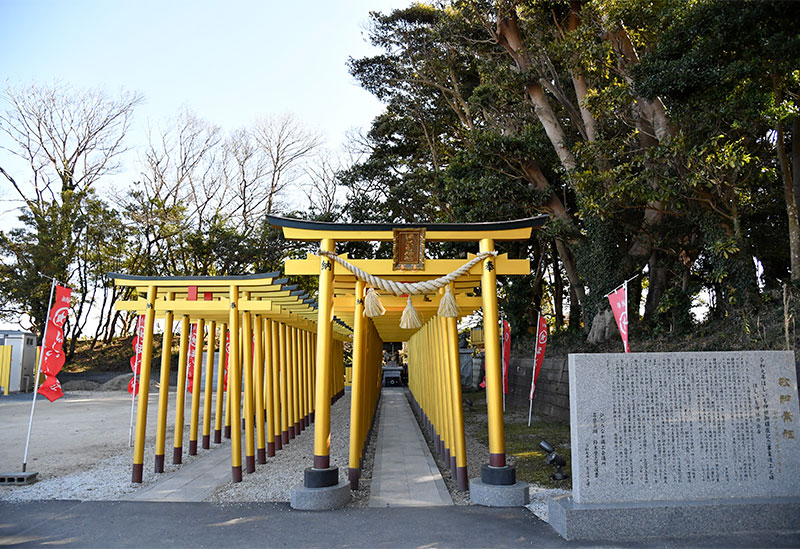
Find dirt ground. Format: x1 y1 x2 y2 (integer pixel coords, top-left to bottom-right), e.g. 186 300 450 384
1 389 171 480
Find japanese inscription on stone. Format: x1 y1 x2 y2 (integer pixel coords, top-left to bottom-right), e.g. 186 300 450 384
569 351 800 504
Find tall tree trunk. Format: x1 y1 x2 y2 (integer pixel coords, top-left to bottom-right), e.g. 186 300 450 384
551 240 564 329
520 161 587 307
776 109 800 280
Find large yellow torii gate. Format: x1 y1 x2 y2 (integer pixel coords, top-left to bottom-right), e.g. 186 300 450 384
269 215 545 506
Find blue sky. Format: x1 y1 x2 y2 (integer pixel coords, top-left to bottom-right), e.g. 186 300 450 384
0 0 410 201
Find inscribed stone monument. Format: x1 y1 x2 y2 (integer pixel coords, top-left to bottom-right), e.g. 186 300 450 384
549 351 800 540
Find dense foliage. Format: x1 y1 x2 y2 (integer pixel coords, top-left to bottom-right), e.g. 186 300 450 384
1 0 798 356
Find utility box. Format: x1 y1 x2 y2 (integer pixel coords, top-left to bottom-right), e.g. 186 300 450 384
0 330 37 392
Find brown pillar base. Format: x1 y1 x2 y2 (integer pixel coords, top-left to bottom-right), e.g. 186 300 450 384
189 440 198 456
202 435 210 450
214 429 222 444
444 447 451 467
275 436 283 451
288 425 295 439
173 446 183 464
257 448 267 464
224 425 231 439
132 463 143 483
489 452 507 468
282 431 289 445
348 467 360 490
457 466 468 491
294 421 301 434
246 455 256 473
310 411 315 423
304 416 309 428
232 465 243 483
267 441 276 457
314 454 330 469
154 454 165 474
434 434 441 455
450 455 457 473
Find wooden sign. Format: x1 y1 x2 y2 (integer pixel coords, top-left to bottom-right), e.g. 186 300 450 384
393 228 425 271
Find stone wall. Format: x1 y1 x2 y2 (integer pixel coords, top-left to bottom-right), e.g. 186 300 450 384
505 357 570 423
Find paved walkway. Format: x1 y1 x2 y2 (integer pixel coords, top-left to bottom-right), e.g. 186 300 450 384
122 387 450 506
369 387 452 507
122 444 231 502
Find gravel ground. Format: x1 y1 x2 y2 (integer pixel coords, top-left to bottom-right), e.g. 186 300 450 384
1 384 567 518
208 390 379 507
405 389 570 519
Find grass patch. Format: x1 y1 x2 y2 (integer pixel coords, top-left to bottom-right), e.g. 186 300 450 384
462 390 572 488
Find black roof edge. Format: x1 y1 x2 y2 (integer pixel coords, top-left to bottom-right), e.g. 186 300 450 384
107 271 282 282
267 214 548 233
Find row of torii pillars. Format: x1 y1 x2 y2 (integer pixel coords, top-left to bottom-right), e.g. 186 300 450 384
115 215 544 509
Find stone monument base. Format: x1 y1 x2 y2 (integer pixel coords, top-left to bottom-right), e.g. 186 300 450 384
469 478 529 507
290 481 351 510
548 494 800 541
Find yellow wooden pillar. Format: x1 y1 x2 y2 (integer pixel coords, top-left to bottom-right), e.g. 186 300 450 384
263 318 276 456
270 319 283 450
348 280 366 489
290 326 300 437
202 320 216 449
173 315 190 463
278 322 290 445
446 300 468 490
214 322 227 444
480 237 506 468
154 292 175 473
189 317 205 455
229 285 243 482
300 330 311 430
440 313 455 472
312 238 335 473
254 314 267 464
242 307 256 473
132 284 157 483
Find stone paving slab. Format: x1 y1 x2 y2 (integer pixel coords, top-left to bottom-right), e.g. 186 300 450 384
369 388 452 507
123 444 231 502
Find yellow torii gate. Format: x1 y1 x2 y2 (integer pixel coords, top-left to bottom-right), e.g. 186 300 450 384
269 215 544 506
110 272 350 484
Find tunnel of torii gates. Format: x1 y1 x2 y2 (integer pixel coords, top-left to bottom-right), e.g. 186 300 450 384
110 214 545 495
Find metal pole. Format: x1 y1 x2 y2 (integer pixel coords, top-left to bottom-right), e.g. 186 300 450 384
528 314 540 427
129 315 142 447
22 277 57 472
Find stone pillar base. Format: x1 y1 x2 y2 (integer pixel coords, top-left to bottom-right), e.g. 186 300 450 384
290 481 351 510
469 478 529 507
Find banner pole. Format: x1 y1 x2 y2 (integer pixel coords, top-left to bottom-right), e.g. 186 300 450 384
22 277 57 472
501 319 506 414
528 314 540 427
129 316 142 447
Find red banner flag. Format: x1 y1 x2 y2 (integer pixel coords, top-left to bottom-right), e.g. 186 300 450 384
187 324 198 392
223 332 230 391
502 320 511 394
38 284 71 402
529 313 548 401
38 376 64 403
607 283 630 353
128 315 145 395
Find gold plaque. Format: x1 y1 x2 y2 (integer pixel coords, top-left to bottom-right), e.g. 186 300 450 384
393 228 425 271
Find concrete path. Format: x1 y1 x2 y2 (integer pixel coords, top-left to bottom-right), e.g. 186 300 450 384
369 387 452 507
123 444 231 502
128 386 452 506
4 500 798 548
